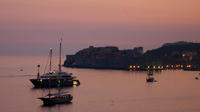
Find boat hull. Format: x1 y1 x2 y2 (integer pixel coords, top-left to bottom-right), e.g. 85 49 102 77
146 77 155 82
39 97 72 105
30 78 80 88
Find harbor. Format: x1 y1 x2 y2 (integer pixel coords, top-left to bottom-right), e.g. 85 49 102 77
1 0 200 111
1 56 200 112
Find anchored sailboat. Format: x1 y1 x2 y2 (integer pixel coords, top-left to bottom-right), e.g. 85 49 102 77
146 71 157 82
38 92 73 105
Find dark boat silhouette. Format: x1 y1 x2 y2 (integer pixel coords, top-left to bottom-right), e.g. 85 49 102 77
30 39 80 88
39 92 73 105
146 77 155 82
146 71 157 82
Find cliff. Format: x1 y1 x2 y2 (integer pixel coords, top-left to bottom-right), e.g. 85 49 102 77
143 42 200 65
64 42 200 70
64 46 143 70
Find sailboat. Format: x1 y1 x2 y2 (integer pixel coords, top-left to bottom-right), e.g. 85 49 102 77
146 71 156 82
38 92 73 105
38 49 73 105
30 39 80 88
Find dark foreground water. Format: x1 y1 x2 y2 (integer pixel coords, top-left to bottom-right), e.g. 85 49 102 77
0 56 200 112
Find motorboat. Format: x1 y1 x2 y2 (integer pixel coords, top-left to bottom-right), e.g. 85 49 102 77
146 71 157 82
30 39 80 88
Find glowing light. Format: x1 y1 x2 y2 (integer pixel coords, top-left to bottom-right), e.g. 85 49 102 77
158 66 160 69
40 79 42 82
166 65 169 68
36 90 40 96
147 66 150 69
182 53 186 57
57 80 60 84
129 65 132 69
133 66 136 69
137 66 140 68
171 65 174 68
153 66 156 69
181 65 183 68
73 81 78 85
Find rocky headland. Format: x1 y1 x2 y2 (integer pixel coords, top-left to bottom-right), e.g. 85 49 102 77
64 41 200 71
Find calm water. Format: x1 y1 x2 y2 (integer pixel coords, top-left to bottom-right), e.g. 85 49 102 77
0 56 200 112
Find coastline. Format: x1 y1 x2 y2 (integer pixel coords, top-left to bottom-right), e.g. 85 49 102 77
64 42 200 71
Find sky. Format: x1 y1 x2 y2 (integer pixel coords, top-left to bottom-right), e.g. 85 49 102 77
0 0 200 56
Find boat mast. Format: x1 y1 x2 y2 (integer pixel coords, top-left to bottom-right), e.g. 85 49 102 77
37 64 40 79
49 48 52 72
48 78 51 98
48 48 52 98
58 38 62 73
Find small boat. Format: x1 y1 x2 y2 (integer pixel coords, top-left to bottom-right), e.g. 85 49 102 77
146 71 156 82
20 69 23 71
146 77 157 82
146 77 155 82
30 39 80 88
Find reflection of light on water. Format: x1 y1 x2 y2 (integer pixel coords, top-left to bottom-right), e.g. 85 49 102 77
36 89 41 96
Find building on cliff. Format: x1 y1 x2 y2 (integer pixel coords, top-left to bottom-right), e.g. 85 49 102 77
64 46 144 70
64 42 200 71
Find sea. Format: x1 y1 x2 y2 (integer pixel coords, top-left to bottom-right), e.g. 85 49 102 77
0 56 200 112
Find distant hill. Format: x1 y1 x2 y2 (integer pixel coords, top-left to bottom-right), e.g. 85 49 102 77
143 42 200 66
162 41 192 47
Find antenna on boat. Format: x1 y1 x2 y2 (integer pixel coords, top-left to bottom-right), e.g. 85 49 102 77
58 38 62 73
49 48 53 72
37 64 40 79
48 48 53 98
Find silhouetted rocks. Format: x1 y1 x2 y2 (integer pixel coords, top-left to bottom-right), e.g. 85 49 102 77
143 42 200 68
64 46 143 70
64 42 200 70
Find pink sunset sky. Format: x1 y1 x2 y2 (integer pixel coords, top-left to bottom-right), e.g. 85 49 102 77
0 0 200 56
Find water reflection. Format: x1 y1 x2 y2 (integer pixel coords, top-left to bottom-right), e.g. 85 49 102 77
41 102 72 108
